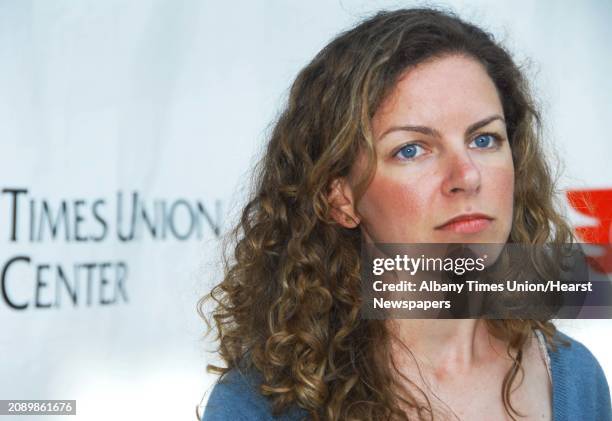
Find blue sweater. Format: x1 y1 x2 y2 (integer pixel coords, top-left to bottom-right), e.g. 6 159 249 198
202 330 611 420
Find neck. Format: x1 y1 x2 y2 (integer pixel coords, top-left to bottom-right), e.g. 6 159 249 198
386 319 507 374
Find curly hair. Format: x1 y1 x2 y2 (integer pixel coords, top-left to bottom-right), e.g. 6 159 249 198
199 7 574 421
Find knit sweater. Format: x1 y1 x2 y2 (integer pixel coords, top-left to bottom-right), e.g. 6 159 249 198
202 330 611 421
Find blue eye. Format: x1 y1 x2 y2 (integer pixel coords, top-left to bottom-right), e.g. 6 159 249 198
396 143 424 160
470 134 498 149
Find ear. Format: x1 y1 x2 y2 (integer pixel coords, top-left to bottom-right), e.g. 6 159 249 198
327 177 360 228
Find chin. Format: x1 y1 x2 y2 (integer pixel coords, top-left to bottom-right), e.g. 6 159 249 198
433 231 504 244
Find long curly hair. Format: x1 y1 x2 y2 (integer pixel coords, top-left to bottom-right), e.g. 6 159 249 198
199 7 574 421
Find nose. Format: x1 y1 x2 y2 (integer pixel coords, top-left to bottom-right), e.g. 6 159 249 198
441 149 481 196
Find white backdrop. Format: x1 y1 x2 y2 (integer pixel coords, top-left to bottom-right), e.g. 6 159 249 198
0 1 610 420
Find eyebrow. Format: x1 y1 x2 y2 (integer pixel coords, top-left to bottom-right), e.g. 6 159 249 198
378 114 506 141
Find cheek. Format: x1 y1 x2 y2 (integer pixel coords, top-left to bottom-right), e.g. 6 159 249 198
486 164 515 234
492 165 515 205
358 172 432 224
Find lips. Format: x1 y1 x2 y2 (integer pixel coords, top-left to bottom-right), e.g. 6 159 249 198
435 213 494 234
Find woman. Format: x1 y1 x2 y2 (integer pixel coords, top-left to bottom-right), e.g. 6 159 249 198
199 8 611 421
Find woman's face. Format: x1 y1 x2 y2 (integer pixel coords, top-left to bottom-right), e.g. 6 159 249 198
346 54 514 244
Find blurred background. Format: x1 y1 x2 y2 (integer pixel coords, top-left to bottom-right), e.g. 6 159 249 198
0 1 610 420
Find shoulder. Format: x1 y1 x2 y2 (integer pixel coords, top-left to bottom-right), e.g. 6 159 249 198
201 368 308 421
201 369 267 421
546 329 611 418
548 329 607 379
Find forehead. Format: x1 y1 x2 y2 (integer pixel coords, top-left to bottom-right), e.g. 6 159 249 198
373 54 504 136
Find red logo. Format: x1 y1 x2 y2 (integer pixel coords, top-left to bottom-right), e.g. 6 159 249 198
566 189 612 274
